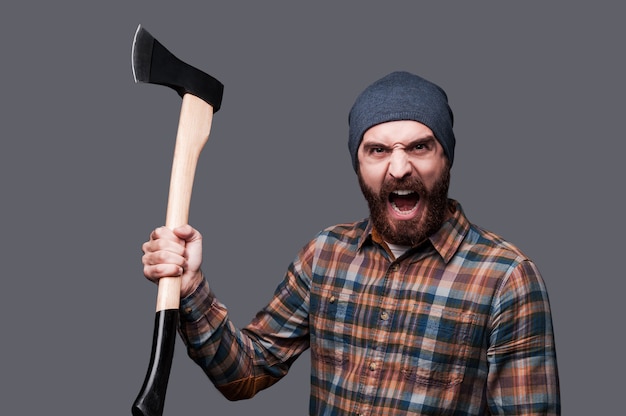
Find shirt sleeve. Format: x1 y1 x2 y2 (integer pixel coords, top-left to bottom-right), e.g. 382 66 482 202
486 260 561 415
177 248 312 401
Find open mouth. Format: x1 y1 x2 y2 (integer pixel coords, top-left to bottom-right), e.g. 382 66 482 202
389 189 420 215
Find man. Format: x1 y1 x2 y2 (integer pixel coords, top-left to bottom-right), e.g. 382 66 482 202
141 71 560 415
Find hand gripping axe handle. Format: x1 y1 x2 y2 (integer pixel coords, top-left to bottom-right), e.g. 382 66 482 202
130 25 223 416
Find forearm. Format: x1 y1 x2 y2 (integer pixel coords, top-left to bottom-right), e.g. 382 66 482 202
487 341 560 414
177 277 302 400
487 260 561 414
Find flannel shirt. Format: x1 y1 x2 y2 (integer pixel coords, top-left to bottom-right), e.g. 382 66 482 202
179 200 560 415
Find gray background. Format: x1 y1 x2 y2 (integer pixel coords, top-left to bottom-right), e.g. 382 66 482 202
1 1 623 414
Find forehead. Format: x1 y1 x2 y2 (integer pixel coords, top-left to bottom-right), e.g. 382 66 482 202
360 120 437 146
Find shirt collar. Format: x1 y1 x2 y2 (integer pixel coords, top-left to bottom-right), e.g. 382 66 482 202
357 199 471 263
429 199 470 263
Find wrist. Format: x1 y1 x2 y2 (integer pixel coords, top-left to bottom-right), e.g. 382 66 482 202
182 270 204 299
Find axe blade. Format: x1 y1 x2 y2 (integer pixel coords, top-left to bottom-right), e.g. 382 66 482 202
131 24 224 111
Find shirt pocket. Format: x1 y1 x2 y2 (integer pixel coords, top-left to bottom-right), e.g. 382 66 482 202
400 304 476 388
309 286 357 367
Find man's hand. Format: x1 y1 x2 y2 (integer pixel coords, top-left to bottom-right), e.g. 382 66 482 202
142 224 204 298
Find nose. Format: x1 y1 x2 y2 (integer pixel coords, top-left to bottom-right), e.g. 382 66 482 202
388 149 412 179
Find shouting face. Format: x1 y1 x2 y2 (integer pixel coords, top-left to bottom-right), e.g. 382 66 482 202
357 120 450 246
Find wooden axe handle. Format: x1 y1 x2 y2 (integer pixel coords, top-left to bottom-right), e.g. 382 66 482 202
132 93 214 416
158 93 214 311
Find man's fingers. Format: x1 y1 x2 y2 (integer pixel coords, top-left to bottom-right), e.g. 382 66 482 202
144 228 185 255
142 227 188 281
150 226 183 243
143 263 184 282
143 248 184 266
141 225 202 286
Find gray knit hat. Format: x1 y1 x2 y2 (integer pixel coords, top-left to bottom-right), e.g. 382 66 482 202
348 71 455 172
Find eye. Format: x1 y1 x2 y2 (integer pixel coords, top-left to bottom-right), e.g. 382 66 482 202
366 146 389 156
408 141 431 153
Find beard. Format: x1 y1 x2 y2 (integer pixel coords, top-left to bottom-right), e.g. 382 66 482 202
358 166 451 246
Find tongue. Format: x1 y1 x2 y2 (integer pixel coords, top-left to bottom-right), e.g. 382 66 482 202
391 193 419 211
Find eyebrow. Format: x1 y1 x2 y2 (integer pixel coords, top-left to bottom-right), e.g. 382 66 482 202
408 136 437 146
361 136 437 149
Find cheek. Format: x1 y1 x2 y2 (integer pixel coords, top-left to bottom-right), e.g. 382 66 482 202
358 166 386 194
417 160 448 190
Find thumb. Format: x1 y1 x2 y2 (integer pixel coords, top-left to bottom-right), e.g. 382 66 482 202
172 224 202 242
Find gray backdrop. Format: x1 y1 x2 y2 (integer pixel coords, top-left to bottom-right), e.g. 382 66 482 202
1 1 623 414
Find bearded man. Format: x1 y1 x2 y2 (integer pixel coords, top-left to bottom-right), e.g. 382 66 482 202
141 71 561 415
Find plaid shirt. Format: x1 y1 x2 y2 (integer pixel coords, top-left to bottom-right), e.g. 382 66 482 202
179 200 560 415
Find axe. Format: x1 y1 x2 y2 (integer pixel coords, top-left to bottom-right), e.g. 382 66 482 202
130 25 223 416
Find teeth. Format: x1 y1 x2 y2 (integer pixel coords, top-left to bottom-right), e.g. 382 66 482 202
390 189 419 215
393 190 414 196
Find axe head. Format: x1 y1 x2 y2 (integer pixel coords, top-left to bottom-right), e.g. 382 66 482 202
132 25 223 112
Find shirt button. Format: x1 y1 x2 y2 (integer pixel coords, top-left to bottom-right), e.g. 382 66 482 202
391 264 399 272
380 311 389 321
329 296 336 304
369 362 377 371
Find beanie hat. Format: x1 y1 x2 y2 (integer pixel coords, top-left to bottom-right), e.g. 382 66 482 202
348 71 455 172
